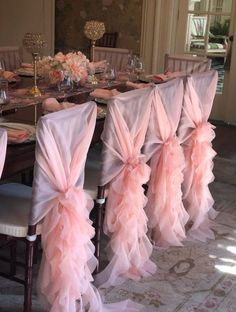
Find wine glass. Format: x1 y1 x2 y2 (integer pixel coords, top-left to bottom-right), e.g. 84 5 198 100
0 80 10 117
135 59 145 80
104 64 116 87
0 58 6 77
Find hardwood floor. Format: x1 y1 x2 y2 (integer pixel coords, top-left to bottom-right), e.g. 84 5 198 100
212 122 236 161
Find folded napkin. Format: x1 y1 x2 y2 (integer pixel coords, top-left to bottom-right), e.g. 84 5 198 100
89 60 107 75
42 98 75 114
126 81 153 89
90 88 120 100
0 70 19 82
117 71 129 81
7 128 30 143
150 71 186 83
0 122 35 143
21 62 33 69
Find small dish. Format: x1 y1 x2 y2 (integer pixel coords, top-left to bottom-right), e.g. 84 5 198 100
95 98 108 105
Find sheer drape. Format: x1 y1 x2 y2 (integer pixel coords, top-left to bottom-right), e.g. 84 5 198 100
178 70 218 241
95 87 157 288
143 79 189 247
30 103 104 311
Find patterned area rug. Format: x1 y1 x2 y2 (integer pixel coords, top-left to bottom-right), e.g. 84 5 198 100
0 157 236 312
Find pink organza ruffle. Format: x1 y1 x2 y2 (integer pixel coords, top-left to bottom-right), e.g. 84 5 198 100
37 189 102 312
95 156 156 288
145 136 189 247
183 121 218 241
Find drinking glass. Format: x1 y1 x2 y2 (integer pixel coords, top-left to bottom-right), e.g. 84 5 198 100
104 64 116 87
0 80 10 115
0 58 6 76
135 59 145 80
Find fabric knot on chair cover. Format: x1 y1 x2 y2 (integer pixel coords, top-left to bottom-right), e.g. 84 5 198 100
59 186 82 202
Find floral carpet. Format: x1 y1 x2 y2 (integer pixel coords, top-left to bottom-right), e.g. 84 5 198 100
0 157 236 312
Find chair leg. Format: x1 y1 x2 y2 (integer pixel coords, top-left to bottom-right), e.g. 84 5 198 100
94 202 103 273
24 238 35 312
9 240 17 276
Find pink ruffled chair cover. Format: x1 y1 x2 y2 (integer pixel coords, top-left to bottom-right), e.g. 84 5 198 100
143 78 189 247
95 87 157 288
178 70 218 241
29 103 104 311
0 128 7 177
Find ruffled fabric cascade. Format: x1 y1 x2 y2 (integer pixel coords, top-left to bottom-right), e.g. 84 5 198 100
31 103 144 311
144 80 189 247
146 136 188 246
95 88 156 288
179 72 218 241
30 104 101 311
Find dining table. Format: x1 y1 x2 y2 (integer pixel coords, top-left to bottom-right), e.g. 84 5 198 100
1 76 129 180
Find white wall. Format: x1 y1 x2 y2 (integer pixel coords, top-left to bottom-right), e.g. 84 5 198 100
0 0 55 61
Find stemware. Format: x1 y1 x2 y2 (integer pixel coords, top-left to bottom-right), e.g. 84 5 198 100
0 80 10 116
135 59 145 80
104 64 116 87
0 58 6 77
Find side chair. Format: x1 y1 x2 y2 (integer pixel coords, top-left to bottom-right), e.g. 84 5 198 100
85 87 157 287
93 46 130 71
96 32 118 48
164 53 212 74
0 46 23 71
177 69 218 241
0 102 98 311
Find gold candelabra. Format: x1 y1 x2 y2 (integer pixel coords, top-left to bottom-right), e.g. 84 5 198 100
84 20 105 62
23 33 45 97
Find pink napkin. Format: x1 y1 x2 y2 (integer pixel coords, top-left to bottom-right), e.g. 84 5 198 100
149 71 185 83
126 81 153 89
0 70 19 82
21 62 33 69
7 128 30 143
90 88 120 100
42 98 75 113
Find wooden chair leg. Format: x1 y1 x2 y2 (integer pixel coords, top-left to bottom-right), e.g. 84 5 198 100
9 240 16 276
94 186 105 273
24 235 36 312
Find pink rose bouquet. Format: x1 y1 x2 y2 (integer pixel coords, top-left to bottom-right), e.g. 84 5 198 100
38 51 89 84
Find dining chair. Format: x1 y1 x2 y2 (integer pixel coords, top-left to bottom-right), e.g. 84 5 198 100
178 69 218 242
0 46 23 71
164 53 212 74
96 32 118 48
143 78 189 247
86 87 157 287
93 46 130 71
0 102 101 312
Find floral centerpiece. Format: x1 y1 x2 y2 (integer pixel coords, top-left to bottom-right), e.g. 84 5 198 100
38 51 90 85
